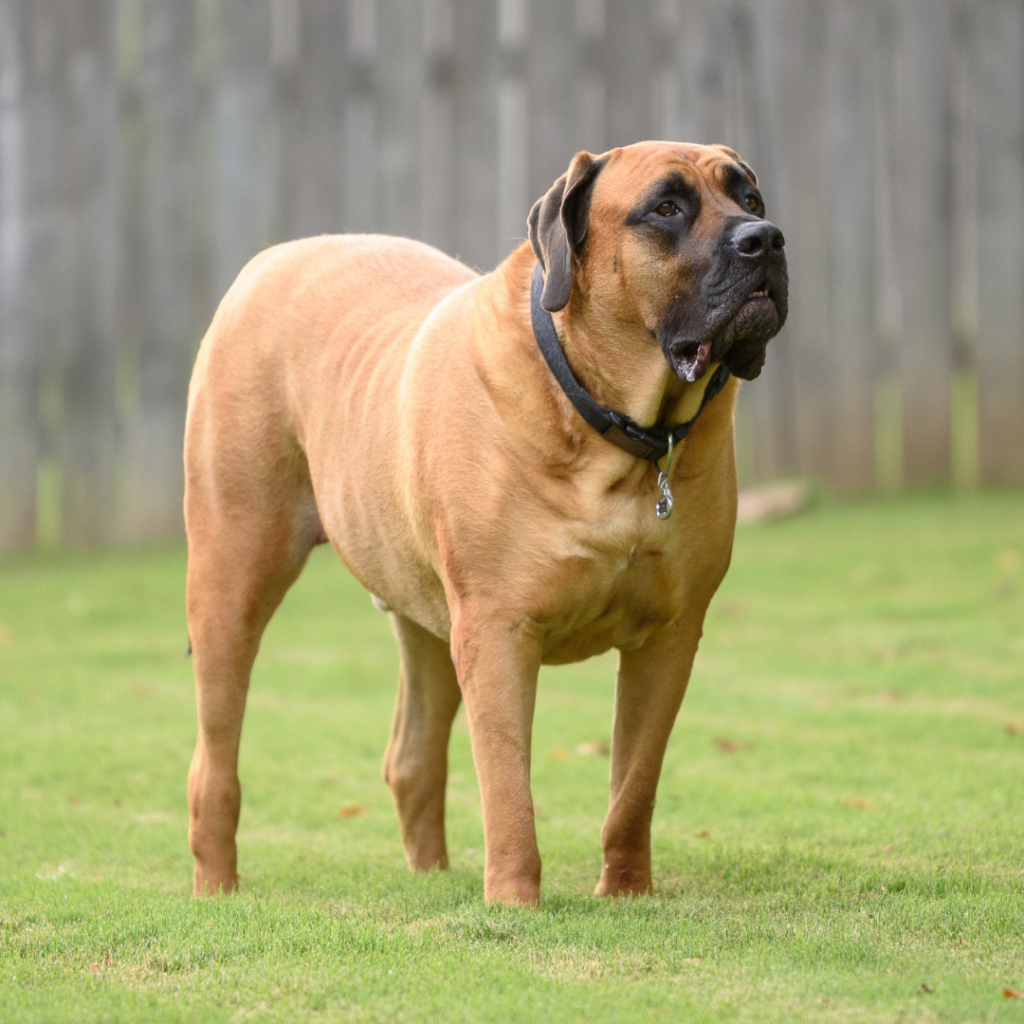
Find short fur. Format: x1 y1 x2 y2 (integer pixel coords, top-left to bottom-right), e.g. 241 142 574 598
184 141 788 904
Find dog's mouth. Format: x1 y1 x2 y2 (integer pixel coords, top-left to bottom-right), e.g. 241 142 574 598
666 285 780 383
728 285 779 336
669 338 713 383
716 284 781 379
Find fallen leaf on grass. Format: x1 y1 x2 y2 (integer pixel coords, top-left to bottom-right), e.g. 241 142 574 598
996 549 1022 573
575 740 609 757
1005 988 1024 1000
881 843 893 852
920 983 933 993
843 797 873 810
682 957 702 966
1007 722 1023 736
68 797 80 807
695 830 711 839
135 812 168 824
875 688 905 705
713 737 753 753
90 962 99 970
338 805 366 819
550 747 572 761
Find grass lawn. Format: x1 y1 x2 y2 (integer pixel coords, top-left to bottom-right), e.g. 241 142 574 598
1 489 1023 1023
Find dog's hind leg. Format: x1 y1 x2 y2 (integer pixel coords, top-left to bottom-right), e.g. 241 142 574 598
184 389 318 894
185 503 314 894
382 613 462 871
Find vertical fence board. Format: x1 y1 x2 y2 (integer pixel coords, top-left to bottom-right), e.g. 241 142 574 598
376 0 422 239
290 0 347 238
975 0 1024 483
527 0 574 205
894 0 953 485
748 0 830 482
574 0 606 153
820 0 876 489
270 0 300 242
420 0 455 253
733 0 799 482
496 0 528 258
786 0 830 481
344 0 376 233
0 0 37 547
604 0 652 148
213 0 275 302
119 0 197 540
61 0 119 547
650 0 680 140
452 0 498 270
21 0 67 548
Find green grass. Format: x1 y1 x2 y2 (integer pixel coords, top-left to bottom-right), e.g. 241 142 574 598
1 490 1023 1023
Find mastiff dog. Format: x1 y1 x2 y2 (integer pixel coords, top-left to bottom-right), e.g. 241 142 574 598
184 141 788 904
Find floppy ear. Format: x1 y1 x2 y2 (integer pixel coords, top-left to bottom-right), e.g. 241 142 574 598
527 151 606 312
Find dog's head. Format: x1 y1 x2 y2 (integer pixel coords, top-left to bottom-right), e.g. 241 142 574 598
528 141 788 381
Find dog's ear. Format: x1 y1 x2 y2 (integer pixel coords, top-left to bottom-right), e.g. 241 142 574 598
527 151 606 312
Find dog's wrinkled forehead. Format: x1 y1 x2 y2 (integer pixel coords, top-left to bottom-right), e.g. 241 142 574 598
593 142 759 221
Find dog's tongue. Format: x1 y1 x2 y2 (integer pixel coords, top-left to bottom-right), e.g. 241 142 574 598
677 339 712 383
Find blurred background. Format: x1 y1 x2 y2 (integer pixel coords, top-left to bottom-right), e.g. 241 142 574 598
0 0 1022 552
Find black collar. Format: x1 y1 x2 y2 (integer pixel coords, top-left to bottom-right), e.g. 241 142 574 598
529 263 731 462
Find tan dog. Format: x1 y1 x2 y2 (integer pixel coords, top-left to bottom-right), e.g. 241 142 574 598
184 141 788 905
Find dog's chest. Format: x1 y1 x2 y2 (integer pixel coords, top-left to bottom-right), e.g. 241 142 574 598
537 506 686 664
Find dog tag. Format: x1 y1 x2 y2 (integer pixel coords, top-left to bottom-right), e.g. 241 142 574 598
655 469 673 519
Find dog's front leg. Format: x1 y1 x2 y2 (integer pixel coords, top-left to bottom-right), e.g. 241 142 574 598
451 616 542 906
596 625 702 897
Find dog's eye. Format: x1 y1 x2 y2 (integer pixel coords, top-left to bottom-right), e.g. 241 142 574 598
655 201 680 217
745 195 761 213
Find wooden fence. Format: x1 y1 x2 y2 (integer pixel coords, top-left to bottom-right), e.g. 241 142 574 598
1 0 1022 550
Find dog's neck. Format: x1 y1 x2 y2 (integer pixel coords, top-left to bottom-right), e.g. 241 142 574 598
551 297 711 434
476 244 723 469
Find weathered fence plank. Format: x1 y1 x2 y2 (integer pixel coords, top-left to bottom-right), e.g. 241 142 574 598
604 0 652 148
526 0 574 206
420 0 455 253
60 0 119 547
893 0 953 486
573 0 606 154
819 0 876 489
497 0 529 257
974 0 1024 484
376 0 423 240
118 0 197 541
0 0 37 548
212 0 276 302
732 0 800 482
452 0 499 271
290 0 348 239
344 0 376 233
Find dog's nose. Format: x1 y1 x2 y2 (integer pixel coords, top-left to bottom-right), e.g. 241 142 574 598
732 220 785 263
